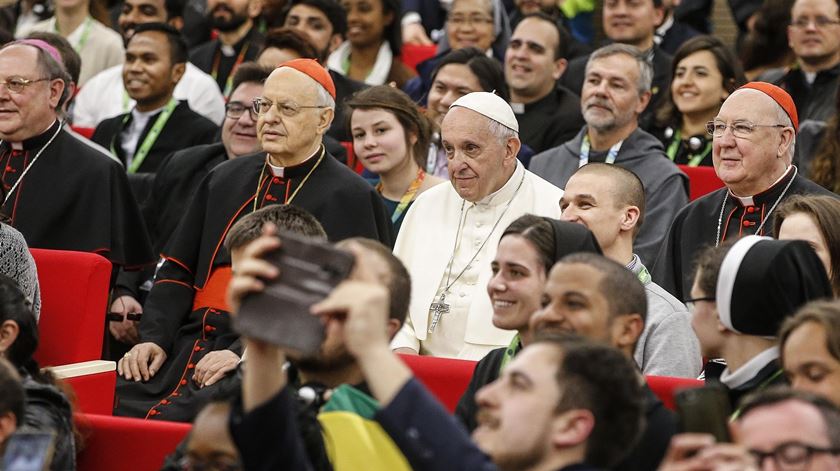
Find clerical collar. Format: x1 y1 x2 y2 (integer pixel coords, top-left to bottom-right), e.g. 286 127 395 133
727 166 794 207
474 160 525 207
6 120 61 151
719 346 779 389
654 14 674 44
510 86 559 114
265 147 322 177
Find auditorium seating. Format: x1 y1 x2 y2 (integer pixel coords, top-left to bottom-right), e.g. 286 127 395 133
399 353 476 412
75 413 191 471
70 126 95 139
645 375 704 410
678 165 725 201
400 44 437 72
31 248 111 367
341 141 364 175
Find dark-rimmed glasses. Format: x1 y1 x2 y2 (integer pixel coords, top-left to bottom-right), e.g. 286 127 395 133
684 296 715 311
749 441 840 471
225 101 258 121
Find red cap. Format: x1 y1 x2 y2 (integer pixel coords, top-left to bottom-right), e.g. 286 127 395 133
277 58 336 100
738 82 798 132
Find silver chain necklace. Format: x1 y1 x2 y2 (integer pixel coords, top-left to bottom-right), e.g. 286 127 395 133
1 121 63 207
715 166 798 246
428 170 526 333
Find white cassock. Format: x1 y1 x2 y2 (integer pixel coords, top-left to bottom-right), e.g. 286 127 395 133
392 161 564 360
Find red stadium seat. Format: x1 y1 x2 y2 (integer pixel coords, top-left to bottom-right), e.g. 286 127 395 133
678 165 725 201
646 375 704 410
75 413 191 471
399 354 476 412
70 126 95 139
30 249 111 367
400 44 437 72
341 141 365 175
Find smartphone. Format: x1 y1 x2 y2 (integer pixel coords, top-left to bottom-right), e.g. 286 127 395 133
1 432 55 471
234 230 355 356
674 385 733 443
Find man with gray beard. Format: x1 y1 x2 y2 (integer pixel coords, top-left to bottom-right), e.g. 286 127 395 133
529 43 688 265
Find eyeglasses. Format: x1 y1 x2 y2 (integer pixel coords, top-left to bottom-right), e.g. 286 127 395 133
251 97 326 117
449 15 494 27
705 120 788 138
749 442 840 471
225 101 258 120
684 296 715 311
0 76 49 94
790 16 840 28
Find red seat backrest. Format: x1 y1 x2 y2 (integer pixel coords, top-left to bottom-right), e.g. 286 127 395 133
30 249 111 367
678 165 725 201
400 44 437 72
646 375 704 410
341 141 364 175
75 413 191 471
398 354 477 412
70 126 95 139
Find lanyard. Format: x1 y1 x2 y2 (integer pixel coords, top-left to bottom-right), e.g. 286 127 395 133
729 369 785 421
377 169 425 224
579 135 622 167
666 129 712 167
498 334 521 375
636 264 651 285
55 16 92 52
211 43 250 97
111 99 178 173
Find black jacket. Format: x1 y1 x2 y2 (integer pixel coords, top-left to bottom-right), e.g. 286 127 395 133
20 372 76 471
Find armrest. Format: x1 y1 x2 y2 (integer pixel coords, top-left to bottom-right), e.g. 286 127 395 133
48 361 117 416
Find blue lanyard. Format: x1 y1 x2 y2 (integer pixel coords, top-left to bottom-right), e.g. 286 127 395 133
578 135 623 167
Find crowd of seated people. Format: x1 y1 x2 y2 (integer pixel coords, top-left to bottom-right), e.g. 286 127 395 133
2 0 840 468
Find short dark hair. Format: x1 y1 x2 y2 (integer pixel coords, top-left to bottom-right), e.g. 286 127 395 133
0 274 50 385
738 387 840 448
129 22 188 64
773 195 840 297
559 252 647 323
26 32 81 86
431 47 509 102
501 214 601 273
0 357 23 426
532 334 645 468
261 27 319 61
574 163 646 235
223 205 327 251
230 62 272 96
336 238 411 324
692 240 736 299
517 12 571 60
282 0 347 38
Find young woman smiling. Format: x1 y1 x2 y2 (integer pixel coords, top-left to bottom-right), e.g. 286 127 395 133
653 35 745 167
454 214 601 431
347 85 444 234
327 0 416 87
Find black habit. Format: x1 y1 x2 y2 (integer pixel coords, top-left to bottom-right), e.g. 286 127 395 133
651 168 837 300
114 149 394 420
0 121 153 268
514 85 584 155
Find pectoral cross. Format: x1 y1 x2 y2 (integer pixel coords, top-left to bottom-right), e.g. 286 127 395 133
428 294 450 333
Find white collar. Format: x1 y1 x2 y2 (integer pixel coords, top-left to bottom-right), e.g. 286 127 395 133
655 14 674 42
326 41 393 86
728 166 793 206
473 161 524 207
720 346 779 389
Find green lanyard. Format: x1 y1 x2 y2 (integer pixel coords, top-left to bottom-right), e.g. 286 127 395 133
111 99 178 173
636 265 651 285
498 334 522 375
55 16 92 53
579 134 622 167
729 369 785 421
665 129 712 167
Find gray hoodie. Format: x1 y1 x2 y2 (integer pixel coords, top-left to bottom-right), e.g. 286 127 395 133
529 127 689 265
